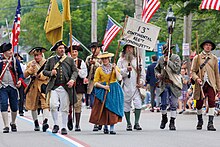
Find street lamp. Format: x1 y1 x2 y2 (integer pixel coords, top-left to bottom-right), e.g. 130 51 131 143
165 6 176 60
166 6 176 34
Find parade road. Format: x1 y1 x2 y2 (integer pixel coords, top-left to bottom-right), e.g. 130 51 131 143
1 107 220 147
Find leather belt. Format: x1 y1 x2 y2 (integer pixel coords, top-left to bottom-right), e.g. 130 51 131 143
55 84 65 86
164 79 173 84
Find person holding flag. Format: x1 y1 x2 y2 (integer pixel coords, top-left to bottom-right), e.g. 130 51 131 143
0 43 24 133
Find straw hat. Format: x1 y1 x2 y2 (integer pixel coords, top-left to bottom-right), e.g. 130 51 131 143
97 52 114 59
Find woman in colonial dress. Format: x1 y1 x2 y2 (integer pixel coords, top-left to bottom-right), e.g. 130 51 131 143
89 52 124 135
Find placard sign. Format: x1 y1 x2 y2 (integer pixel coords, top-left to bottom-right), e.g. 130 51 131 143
122 17 161 51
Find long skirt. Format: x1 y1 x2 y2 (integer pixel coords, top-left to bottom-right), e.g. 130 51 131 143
89 97 122 125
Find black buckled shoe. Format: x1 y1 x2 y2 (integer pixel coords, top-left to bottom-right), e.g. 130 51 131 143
93 125 99 131
110 131 116 135
34 120 40 131
75 126 81 132
61 128 68 135
134 124 142 130
52 125 59 133
103 128 109 134
67 119 73 131
10 123 17 132
126 124 132 131
42 119 49 132
3 127 9 133
98 125 102 130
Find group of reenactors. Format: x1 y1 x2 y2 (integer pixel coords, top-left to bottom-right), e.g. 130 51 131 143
0 39 219 135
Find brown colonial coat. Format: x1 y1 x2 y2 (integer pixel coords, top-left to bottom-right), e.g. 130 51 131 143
24 59 49 110
191 51 220 100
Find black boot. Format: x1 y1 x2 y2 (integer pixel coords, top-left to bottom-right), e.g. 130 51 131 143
196 114 203 130
169 117 176 131
42 118 49 132
34 120 40 131
160 114 168 129
75 113 81 132
207 116 216 131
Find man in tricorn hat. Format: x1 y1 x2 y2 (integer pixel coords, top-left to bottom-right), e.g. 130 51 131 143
0 43 24 133
24 47 50 132
191 40 220 131
66 45 87 131
43 40 78 135
85 42 102 131
117 44 145 131
154 43 182 131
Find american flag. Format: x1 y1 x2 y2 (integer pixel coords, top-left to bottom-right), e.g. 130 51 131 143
71 37 80 46
142 0 160 23
102 17 121 51
200 0 220 10
11 0 21 52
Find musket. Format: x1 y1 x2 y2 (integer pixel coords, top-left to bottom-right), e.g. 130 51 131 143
87 44 98 87
24 52 54 94
24 61 47 94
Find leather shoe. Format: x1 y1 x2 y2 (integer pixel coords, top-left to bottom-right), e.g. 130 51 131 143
126 124 132 131
42 119 49 132
110 131 116 135
103 128 109 134
93 125 99 131
75 126 81 132
61 128 68 135
52 125 59 133
134 124 142 130
10 123 17 132
67 119 73 131
98 125 102 130
3 127 9 133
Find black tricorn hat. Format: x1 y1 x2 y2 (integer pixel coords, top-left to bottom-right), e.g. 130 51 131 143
88 42 103 49
14 53 23 60
0 43 12 53
28 47 47 55
162 43 175 54
66 45 83 53
50 40 67 51
200 40 216 50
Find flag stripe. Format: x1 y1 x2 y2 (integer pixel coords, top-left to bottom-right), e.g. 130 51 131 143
200 0 220 10
142 0 160 23
11 0 21 52
102 17 121 51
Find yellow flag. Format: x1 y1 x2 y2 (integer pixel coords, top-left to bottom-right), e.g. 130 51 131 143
62 0 71 21
44 0 63 45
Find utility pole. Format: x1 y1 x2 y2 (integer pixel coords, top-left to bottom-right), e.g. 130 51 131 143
183 1 192 76
91 0 97 42
135 0 145 68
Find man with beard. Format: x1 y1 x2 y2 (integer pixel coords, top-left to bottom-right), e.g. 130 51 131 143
117 44 145 131
43 40 78 135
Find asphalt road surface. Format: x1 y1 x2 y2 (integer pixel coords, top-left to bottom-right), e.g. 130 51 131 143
0 108 220 147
